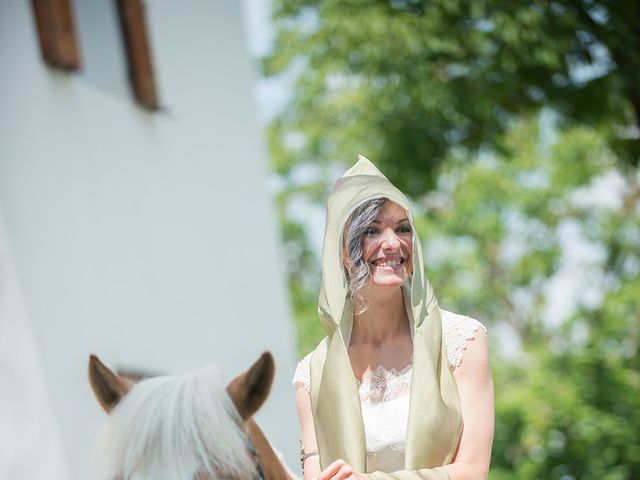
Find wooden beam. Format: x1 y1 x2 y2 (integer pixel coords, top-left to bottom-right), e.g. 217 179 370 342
116 0 159 110
31 0 81 70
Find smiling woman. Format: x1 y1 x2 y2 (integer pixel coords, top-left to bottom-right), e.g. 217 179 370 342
359 201 413 285
343 199 413 313
293 156 494 480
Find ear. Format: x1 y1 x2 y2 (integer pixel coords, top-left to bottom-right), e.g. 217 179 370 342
88 354 133 413
226 352 275 420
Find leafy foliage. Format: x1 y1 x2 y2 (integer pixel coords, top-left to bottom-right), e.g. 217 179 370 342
422 120 640 479
264 1 640 477
265 0 640 194
283 118 640 477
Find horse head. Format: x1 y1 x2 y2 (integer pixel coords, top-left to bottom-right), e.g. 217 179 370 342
88 352 281 480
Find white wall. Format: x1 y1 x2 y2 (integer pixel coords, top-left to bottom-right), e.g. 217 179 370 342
0 213 68 480
0 1 299 478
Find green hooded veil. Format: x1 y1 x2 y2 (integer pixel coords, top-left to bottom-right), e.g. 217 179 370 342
309 156 462 479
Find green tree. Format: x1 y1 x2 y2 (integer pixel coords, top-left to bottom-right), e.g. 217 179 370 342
420 119 640 478
264 0 640 356
264 4 640 477
265 0 640 194
284 116 640 476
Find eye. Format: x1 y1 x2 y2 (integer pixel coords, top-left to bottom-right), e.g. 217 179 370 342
396 224 412 234
364 227 379 236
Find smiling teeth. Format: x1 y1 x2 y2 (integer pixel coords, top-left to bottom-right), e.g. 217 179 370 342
377 259 401 267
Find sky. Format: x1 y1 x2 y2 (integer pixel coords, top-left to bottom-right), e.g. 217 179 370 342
241 0 291 124
241 0 273 57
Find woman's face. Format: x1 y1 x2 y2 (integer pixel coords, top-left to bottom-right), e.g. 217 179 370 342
361 201 413 290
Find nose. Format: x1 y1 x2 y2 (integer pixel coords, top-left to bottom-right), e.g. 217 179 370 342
381 228 400 251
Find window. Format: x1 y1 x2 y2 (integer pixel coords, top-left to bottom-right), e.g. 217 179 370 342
74 0 130 99
31 0 160 111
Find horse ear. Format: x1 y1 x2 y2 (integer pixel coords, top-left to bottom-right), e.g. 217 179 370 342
226 352 275 420
88 354 133 413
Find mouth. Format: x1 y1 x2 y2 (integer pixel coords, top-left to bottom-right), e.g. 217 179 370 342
371 257 404 268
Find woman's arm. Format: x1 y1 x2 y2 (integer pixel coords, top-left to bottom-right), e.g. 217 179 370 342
441 327 494 479
296 384 322 480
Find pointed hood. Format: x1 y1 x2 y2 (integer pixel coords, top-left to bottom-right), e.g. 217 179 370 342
317 155 433 337
310 156 462 474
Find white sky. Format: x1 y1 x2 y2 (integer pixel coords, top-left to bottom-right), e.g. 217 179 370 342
241 0 292 124
241 0 274 57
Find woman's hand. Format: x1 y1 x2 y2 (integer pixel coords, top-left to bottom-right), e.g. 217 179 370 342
317 459 367 480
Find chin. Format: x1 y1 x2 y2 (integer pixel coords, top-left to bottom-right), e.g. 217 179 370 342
370 274 408 289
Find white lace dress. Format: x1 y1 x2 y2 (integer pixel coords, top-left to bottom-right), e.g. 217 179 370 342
293 310 486 473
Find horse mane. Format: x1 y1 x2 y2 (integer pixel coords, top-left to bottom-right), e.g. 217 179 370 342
94 366 257 480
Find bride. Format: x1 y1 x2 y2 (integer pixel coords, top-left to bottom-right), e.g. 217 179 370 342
293 157 494 480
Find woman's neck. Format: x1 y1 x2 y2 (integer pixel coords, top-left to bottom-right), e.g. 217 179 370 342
351 287 409 345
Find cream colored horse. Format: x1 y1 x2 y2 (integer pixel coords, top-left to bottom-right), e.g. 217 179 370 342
89 352 293 480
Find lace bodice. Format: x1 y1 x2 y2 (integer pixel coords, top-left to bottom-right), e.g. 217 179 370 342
293 309 486 473
293 310 486 395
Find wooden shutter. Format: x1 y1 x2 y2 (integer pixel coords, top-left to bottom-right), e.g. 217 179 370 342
31 0 81 70
116 0 159 110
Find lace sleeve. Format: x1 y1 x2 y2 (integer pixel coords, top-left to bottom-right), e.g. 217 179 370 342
441 310 487 370
292 352 312 392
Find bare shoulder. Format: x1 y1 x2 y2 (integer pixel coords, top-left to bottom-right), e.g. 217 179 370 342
440 308 489 371
453 325 491 380
441 309 487 335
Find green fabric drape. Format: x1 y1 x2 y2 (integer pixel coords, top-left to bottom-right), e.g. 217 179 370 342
309 156 462 478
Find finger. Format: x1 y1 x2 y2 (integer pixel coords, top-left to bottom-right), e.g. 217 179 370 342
318 459 347 480
332 463 354 480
